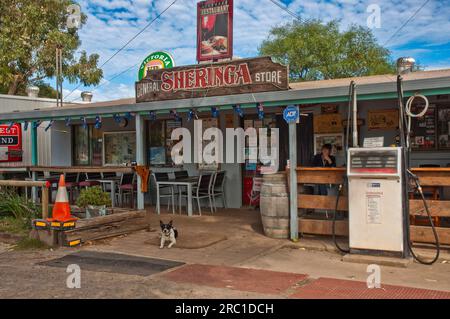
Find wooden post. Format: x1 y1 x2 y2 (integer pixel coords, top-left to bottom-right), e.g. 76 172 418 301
41 187 49 219
31 125 38 202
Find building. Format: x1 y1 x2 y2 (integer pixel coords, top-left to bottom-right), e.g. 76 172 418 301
1 59 450 210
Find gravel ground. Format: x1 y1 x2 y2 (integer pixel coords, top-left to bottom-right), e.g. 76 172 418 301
0 248 278 299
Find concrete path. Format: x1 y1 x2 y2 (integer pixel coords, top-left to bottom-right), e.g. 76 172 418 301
1 208 449 298
162 263 450 299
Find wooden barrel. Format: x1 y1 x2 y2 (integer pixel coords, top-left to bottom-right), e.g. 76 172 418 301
259 173 289 239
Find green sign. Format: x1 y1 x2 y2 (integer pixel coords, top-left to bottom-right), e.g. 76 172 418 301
138 51 175 80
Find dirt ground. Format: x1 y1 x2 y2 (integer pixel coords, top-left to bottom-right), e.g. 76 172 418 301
0 208 449 298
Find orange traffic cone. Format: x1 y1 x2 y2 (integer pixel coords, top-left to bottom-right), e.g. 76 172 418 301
47 174 77 230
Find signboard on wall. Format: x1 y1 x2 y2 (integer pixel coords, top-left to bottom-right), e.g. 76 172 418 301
138 51 175 81
0 124 22 162
197 0 233 62
367 109 399 130
136 56 288 103
314 114 343 133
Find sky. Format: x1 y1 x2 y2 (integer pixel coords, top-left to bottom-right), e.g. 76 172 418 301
62 0 450 102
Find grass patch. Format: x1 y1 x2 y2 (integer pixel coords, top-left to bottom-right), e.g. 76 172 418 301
14 238 49 250
0 216 29 236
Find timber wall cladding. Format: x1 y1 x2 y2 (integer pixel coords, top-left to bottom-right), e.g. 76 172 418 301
289 167 450 245
135 56 289 103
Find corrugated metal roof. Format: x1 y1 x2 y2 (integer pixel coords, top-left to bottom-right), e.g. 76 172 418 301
2 68 450 122
289 69 450 90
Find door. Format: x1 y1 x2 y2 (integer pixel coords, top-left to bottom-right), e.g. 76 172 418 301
276 112 314 169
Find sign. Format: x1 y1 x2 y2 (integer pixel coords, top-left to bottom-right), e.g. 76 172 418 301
0 123 22 162
138 51 175 81
314 113 343 133
367 108 399 130
197 0 233 62
283 105 299 123
363 137 384 148
136 56 288 103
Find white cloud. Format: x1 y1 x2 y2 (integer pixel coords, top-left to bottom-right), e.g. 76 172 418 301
68 0 449 101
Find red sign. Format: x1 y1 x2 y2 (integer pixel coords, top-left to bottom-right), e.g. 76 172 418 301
160 63 251 92
0 124 23 162
197 0 233 62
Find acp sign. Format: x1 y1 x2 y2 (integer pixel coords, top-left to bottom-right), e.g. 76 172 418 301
283 105 299 123
138 51 175 81
0 123 23 162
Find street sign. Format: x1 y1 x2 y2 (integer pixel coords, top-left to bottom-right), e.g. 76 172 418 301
283 105 299 123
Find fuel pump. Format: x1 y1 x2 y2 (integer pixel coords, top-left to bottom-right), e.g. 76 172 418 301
333 78 440 264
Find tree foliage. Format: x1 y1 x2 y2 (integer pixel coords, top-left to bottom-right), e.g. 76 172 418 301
259 20 396 81
0 0 103 96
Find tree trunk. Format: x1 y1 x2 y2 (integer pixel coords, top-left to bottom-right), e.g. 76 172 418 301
7 75 22 95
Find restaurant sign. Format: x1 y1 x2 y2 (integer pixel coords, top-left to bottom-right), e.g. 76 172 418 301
0 123 23 162
135 56 289 103
197 0 233 62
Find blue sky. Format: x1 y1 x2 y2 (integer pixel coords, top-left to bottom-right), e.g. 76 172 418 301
63 0 450 102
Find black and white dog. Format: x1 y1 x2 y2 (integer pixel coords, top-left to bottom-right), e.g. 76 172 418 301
159 220 178 249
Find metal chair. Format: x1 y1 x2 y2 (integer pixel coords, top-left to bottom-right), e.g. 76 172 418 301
180 173 214 215
118 173 137 208
64 173 79 203
79 172 102 188
102 172 117 178
211 171 226 212
152 172 175 214
174 170 189 179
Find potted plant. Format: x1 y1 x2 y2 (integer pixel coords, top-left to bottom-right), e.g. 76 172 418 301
76 186 111 218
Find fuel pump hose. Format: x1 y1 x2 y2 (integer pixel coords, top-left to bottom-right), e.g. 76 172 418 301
332 183 350 254
398 78 440 265
407 170 440 265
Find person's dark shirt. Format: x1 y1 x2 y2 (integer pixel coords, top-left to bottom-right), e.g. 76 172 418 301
312 154 336 168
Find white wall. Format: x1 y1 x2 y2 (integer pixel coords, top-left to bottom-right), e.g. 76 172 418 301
0 95 58 167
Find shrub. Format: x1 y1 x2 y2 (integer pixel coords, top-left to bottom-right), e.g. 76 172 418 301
0 187 41 228
76 186 111 208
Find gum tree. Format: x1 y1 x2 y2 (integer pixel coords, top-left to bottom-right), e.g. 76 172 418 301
259 20 395 81
0 0 102 96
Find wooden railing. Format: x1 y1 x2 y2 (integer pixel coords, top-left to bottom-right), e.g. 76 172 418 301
0 180 50 219
288 167 450 245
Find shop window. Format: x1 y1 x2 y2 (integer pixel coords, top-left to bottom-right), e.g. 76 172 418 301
103 131 136 165
147 120 182 166
73 126 90 166
72 125 104 166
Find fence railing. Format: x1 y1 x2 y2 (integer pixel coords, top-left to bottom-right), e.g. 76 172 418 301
288 167 450 246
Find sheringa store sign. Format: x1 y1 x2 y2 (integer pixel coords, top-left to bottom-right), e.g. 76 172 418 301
135 57 288 103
